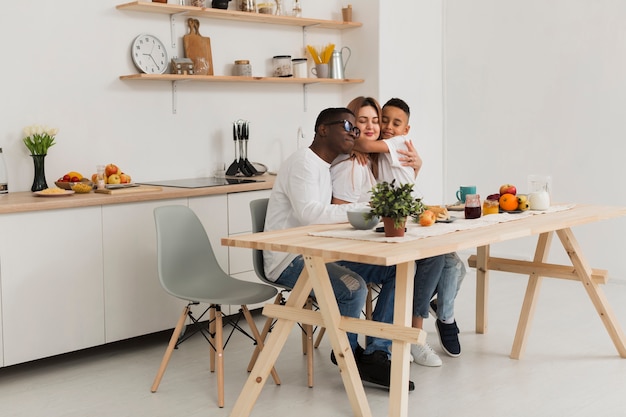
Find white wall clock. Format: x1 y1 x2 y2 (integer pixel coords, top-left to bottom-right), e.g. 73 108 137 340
131 34 168 74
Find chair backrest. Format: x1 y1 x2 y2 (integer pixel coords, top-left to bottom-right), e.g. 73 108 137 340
153 205 229 301
249 198 270 283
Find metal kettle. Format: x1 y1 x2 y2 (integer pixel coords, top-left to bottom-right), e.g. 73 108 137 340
329 46 351 79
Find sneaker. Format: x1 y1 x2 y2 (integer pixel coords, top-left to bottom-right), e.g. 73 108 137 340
435 319 461 357
358 350 415 391
411 343 442 367
331 344 364 366
429 298 438 318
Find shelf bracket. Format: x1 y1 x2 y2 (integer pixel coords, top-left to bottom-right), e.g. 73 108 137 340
302 84 308 112
172 80 178 114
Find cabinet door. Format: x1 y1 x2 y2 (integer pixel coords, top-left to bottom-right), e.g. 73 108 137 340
102 199 188 343
0 208 104 366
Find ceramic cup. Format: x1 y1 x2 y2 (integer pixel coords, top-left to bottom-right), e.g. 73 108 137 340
311 63 329 78
456 185 477 203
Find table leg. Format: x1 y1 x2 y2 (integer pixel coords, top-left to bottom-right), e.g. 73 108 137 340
510 232 552 359
475 245 490 334
229 268 314 417
303 255 372 417
388 261 415 417
556 228 626 357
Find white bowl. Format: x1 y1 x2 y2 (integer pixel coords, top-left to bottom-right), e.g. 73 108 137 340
347 207 380 230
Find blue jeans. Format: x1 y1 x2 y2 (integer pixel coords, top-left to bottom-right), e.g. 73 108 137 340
413 255 447 318
433 252 466 321
275 256 368 353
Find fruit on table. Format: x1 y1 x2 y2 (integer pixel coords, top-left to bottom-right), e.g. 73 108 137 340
499 193 518 211
119 173 132 184
105 163 119 177
419 210 436 227
517 194 529 211
486 193 500 201
107 174 121 184
57 171 83 182
499 184 517 196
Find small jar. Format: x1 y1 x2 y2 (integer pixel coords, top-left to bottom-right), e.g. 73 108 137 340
236 0 255 12
256 1 275 14
233 60 252 76
273 55 292 77
291 57 307 78
483 199 499 215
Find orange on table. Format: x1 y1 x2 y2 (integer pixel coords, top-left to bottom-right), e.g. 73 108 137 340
499 193 518 211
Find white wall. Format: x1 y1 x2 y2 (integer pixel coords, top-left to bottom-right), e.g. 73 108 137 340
444 0 626 279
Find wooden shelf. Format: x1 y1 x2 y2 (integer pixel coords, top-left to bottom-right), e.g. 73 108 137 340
116 1 362 29
119 73 364 84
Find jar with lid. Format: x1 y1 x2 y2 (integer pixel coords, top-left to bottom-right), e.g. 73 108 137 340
273 55 292 77
291 57 307 78
236 0 255 12
233 60 252 76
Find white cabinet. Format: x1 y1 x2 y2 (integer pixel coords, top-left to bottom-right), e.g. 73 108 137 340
0 207 104 366
102 199 188 343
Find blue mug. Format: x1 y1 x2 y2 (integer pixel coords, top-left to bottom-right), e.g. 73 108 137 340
456 186 477 203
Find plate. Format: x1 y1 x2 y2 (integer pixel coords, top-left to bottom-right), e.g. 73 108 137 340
105 183 139 189
499 208 524 214
436 216 457 223
446 203 465 211
34 190 75 197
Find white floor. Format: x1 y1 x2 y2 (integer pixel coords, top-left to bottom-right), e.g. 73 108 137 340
2 271 626 417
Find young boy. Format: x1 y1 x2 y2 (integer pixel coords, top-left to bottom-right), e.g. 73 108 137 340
353 97 465 366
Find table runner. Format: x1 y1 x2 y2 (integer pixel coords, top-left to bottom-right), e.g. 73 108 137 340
309 204 575 243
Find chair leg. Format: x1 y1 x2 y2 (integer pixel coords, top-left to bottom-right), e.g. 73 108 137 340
209 305 216 373
247 293 283 372
241 305 281 385
215 306 225 408
151 305 190 393
303 297 314 387
365 283 374 320
314 327 326 348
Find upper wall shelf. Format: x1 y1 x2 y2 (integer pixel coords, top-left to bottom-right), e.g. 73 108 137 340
119 74 364 84
116 1 362 29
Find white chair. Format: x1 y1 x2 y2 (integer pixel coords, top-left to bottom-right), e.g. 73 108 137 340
151 205 279 408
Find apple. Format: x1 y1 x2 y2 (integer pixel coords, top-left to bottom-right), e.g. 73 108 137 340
107 174 121 184
119 173 132 184
62 174 71 182
105 163 119 177
499 184 517 196
71 176 80 183
486 193 500 201
418 210 436 227
91 173 98 183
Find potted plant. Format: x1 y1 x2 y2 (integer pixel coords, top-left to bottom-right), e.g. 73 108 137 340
366 180 423 237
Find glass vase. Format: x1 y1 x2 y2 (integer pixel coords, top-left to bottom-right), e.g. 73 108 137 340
30 154 48 192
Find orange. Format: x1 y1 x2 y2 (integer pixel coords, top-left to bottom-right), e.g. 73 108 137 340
499 193 518 211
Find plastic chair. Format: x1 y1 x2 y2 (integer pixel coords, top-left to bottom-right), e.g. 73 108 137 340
248 198 317 387
151 205 280 408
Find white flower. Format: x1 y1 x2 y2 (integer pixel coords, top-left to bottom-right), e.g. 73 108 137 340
22 124 59 155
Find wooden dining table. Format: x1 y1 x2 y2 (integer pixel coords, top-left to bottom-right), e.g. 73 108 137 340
221 204 626 417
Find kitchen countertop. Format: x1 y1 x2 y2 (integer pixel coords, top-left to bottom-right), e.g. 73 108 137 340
0 175 275 214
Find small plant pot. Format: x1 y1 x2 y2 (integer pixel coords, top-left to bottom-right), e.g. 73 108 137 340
382 217 406 237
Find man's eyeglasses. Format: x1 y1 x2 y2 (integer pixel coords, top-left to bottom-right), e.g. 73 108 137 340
325 120 360 138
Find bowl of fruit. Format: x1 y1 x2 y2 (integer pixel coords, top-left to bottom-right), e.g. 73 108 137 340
55 171 94 191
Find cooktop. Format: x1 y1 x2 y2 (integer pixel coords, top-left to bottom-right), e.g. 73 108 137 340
138 177 263 188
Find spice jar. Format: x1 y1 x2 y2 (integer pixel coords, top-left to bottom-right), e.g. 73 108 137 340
257 1 275 14
233 60 252 76
236 0 255 12
273 55 292 77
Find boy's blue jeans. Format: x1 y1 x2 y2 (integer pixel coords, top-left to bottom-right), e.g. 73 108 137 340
433 252 466 321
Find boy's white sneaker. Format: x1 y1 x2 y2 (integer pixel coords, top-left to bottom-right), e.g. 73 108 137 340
411 342 442 367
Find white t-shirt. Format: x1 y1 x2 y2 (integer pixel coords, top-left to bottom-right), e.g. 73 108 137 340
377 135 424 200
330 154 377 204
264 147 367 281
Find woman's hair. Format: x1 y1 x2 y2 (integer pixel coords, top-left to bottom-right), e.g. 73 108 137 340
346 96 382 179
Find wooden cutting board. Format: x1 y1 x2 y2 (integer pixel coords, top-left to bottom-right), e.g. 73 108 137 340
184 18 214 75
95 185 162 195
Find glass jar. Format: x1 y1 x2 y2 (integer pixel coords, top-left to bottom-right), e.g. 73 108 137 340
256 0 275 14
273 55 292 77
292 0 301 17
483 198 499 215
464 194 482 219
236 0 255 12
233 60 252 76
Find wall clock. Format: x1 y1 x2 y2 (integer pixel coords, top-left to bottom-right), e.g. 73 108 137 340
131 34 168 74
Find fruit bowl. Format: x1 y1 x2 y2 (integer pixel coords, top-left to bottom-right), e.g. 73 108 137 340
55 178 93 191
347 207 380 230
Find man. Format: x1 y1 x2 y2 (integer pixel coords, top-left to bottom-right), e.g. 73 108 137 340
264 107 445 390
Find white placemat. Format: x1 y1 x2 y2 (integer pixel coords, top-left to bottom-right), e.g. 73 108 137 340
309 204 576 243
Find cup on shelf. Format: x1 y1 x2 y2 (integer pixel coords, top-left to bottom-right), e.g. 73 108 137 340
311 63 329 78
